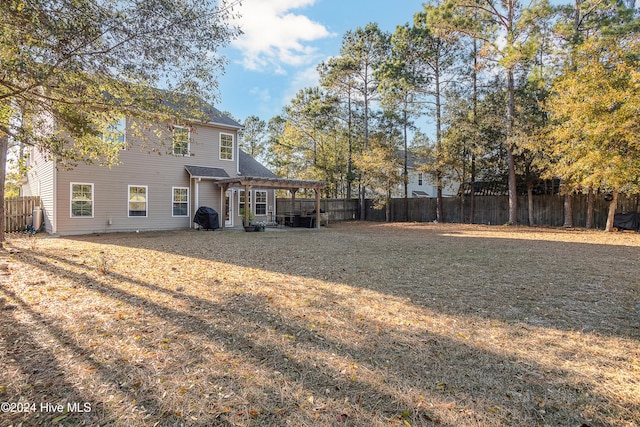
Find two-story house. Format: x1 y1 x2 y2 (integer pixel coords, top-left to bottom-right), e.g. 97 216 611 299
21 108 324 235
392 150 459 199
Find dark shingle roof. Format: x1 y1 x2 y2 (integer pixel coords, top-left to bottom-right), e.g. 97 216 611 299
184 165 230 178
205 107 243 128
238 150 277 179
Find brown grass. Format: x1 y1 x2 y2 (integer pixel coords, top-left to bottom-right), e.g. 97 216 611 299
0 222 638 426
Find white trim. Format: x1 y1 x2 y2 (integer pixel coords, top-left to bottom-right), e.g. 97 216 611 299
128 185 148 218
254 190 267 216
219 132 234 161
223 189 233 227
70 182 94 218
172 187 189 217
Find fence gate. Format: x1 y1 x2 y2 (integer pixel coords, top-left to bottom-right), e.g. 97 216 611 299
3 196 41 233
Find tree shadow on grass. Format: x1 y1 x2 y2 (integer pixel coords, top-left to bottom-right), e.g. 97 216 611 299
62 225 640 341
3 246 635 426
0 287 110 426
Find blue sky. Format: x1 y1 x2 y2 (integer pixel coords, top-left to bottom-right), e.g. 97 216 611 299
217 0 426 122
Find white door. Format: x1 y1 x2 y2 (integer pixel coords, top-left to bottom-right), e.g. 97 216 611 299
225 190 233 227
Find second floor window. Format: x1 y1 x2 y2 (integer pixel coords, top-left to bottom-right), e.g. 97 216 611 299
101 117 126 148
220 133 234 160
418 173 423 186
173 126 190 156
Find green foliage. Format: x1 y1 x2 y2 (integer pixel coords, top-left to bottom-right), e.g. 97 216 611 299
0 0 238 241
0 0 239 163
543 33 640 194
239 115 268 161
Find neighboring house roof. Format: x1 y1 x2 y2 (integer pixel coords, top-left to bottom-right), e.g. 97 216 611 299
397 149 427 169
238 150 278 179
184 165 230 179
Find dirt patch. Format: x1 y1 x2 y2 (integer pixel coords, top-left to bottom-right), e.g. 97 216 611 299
1 222 638 426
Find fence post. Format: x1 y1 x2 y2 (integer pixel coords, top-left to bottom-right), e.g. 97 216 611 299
3 196 41 233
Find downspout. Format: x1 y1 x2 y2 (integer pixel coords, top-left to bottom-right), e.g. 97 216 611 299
236 131 241 176
194 178 201 229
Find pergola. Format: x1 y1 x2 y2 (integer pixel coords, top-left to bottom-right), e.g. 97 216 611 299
213 176 326 230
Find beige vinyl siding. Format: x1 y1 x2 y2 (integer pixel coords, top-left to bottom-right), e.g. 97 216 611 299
24 148 56 233
54 122 238 235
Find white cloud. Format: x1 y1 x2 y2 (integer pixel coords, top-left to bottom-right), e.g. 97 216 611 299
282 65 320 104
249 86 272 104
231 0 334 72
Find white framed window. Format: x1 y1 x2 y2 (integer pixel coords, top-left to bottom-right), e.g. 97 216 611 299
128 185 148 217
239 190 251 215
172 187 189 217
173 126 190 156
70 183 94 218
102 117 126 148
255 190 267 215
219 132 234 160
418 173 423 186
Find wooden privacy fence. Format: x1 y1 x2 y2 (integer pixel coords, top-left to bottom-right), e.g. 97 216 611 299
3 196 41 233
280 194 640 229
366 194 640 229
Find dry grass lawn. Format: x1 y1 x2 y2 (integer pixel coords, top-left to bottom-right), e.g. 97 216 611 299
0 222 638 427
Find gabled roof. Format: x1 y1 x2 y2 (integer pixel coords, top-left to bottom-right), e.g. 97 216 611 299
159 91 242 129
205 107 243 129
397 150 428 169
238 150 278 179
186 151 324 190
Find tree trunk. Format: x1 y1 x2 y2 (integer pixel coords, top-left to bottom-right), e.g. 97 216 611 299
436 182 443 223
435 67 444 223
563 193 574 227
403 108 408 221
470 36 478 225
586 187 594 229
605 188 618 232
359 181 366 221
346 93 353 200
506 69 517 225
470 155 476 223
527 183 535 226
0 135 8 242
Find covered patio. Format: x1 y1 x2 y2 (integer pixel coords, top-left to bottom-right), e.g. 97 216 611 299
213 176 326 230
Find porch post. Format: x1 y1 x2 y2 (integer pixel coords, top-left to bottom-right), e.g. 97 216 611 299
220 183 228 230
290 188 298 226
244 183 250 226
315 188 321 229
